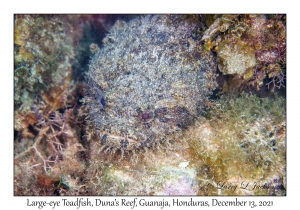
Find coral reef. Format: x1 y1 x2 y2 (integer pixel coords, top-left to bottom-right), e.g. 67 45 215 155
83 15 218 159
14 14 88 196
153 167 199 195
80 92 285 196
65 15 138 81
14 15 75 110
14 14 286 196
186 92 286 195
13 14 140 196
13 83 88 195
13 14 139 196
202 14 286 93
84 135 198 195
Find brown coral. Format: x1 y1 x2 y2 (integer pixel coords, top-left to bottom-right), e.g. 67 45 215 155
202 14 286 93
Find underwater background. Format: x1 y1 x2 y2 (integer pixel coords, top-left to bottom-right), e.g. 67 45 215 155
14 14 286 196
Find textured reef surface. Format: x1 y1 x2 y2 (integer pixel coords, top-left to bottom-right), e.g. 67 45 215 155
14 14 286 196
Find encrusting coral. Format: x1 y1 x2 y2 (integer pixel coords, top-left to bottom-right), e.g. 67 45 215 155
83 132 198 195
186 92 286 195
202 14 286 93
14 15 75 110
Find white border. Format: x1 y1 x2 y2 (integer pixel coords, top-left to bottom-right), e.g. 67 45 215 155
2 0 298 209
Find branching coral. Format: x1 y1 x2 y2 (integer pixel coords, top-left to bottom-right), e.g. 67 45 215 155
14 14 140 196
14 14 88 195
14 85 87 195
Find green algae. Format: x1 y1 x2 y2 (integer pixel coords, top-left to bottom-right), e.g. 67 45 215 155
188 92 286 195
